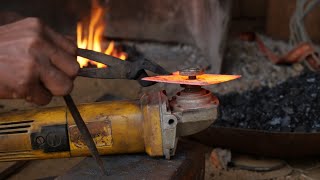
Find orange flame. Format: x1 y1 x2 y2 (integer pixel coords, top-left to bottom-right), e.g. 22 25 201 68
77 0 127 68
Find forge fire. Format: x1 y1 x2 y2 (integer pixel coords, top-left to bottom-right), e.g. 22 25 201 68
76 0 127 68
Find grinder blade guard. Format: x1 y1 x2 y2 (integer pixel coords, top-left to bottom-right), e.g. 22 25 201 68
142 67 240 159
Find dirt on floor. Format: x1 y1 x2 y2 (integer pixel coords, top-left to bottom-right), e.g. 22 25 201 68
205 151 320 180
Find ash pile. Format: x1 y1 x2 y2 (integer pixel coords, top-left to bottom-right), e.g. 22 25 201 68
214 71 320 132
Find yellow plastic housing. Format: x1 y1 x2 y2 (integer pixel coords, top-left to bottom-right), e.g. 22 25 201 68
0 96 164 161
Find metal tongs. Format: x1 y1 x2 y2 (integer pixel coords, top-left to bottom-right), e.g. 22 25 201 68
63 48 169 176
77 48 169 86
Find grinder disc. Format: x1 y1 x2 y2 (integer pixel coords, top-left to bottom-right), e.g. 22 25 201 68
142 71 241 86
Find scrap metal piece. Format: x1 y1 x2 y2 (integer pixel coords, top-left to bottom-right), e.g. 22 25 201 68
241 32 320 71
142 73 240 86
63 95 106 175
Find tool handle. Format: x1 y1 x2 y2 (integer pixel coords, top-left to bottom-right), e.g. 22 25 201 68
63 95 107 175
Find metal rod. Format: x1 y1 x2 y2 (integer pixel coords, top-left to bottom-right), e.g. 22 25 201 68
63 95 106 175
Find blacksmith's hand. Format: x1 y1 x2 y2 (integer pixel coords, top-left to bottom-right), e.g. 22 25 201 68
0 17 79 105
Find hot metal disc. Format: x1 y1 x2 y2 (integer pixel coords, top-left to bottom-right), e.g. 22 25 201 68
142 72 241 86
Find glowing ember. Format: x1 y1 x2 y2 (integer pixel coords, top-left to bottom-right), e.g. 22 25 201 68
142 72 241 86
77 0 127 68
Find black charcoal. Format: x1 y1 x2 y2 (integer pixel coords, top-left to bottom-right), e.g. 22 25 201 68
214 71 320 132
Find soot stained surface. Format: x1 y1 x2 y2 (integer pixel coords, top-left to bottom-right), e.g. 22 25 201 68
214 71 320 132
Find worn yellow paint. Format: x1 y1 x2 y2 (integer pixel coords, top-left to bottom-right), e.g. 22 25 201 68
68 120 113 149
141 93 164 156
67 101 145 156
0 98 163 161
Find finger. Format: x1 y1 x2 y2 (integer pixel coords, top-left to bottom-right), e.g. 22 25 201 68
44 26 77 55
48 46 79 78
40 66 73 96
27 83 52 105
38 56 74 96
36 40 79 78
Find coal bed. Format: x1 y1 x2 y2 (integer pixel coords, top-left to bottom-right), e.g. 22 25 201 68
214 71 320 132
